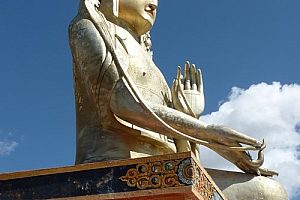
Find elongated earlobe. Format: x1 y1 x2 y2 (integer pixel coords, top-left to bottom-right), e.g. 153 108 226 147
113 0 119 17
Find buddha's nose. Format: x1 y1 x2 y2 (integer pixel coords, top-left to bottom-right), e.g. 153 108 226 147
149 0 158 8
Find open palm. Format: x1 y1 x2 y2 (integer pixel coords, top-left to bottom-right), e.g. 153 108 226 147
171 61 205 119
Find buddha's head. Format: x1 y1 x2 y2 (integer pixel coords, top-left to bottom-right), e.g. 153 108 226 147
98 0 158 36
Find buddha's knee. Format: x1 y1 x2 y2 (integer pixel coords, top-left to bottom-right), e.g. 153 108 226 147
206 169 288 200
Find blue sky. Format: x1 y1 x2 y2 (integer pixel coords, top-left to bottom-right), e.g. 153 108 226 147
0 0 299 199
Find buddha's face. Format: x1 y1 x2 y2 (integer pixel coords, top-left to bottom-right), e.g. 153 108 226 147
118 0 158 36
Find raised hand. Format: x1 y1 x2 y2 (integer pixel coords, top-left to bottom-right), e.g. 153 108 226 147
171 61 204 119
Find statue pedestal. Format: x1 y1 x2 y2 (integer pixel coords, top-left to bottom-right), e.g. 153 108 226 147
0 152 226 200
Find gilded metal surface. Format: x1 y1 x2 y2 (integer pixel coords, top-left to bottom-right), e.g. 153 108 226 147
69 0 278 177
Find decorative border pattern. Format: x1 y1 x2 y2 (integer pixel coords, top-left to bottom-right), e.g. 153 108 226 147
1 152 225 200
120 158 217 200
120 160 181 189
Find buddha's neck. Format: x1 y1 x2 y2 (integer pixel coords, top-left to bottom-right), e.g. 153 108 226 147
111 18 140 42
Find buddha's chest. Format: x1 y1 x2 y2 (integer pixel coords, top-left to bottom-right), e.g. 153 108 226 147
115 30 171 106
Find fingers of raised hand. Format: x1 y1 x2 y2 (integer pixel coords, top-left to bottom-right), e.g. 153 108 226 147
190 64 197 90
196 68 203 93
177 66 184 85
177 66 181 80
172 78 187 112
172 75 184 97
181 61 202 91
171 79 178 94
184 61 191 90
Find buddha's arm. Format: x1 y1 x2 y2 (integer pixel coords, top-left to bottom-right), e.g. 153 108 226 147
109 80 278 175
110 84 261 148
69 18 110 87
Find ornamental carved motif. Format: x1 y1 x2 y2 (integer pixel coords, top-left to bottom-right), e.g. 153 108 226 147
119 158 217 200
119 160 180 189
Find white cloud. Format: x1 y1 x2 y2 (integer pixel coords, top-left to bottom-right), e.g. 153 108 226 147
200 82 300 199
0 131 18 156
0 140 18 156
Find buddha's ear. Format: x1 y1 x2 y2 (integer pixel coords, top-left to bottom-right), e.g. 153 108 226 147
113 0 119 17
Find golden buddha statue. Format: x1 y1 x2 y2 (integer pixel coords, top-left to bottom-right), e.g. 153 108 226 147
69 0 276 177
